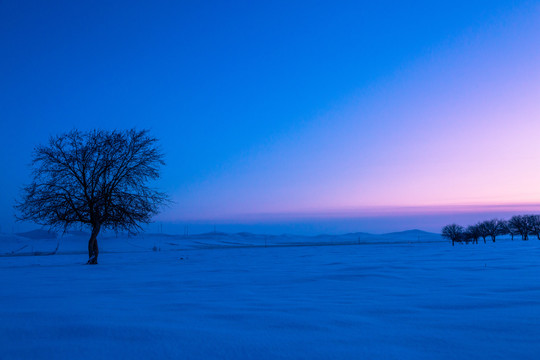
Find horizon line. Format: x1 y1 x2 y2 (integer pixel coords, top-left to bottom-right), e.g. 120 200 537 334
161 202 540 223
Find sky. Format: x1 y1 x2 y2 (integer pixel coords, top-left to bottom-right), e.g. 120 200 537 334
1 1 539 234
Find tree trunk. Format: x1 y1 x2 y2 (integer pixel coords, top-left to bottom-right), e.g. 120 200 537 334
87 223 101 264
491 235 496 243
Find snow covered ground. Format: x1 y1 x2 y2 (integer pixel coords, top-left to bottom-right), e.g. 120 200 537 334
1 232 540 359
0 229 444 256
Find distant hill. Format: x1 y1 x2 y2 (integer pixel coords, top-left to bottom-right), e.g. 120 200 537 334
15 229 57 239
384 229 440 237
3 228 445 256
66 230 90 237
371 230 443 243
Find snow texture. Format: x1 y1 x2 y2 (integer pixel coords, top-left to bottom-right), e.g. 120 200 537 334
1 232 539 359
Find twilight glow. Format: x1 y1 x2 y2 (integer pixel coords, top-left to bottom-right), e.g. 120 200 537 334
162 2 540 226
1 1 539 234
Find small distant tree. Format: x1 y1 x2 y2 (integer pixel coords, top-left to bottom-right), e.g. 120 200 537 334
499 220 515 240
442 224 464 246
481 219 505 242
508 215 530 240
16 129 168 264
466 225 481 244
525 215 540 240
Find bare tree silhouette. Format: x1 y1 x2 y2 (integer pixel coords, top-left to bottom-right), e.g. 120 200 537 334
480 219 505 243
499 220 515 241
508 215 530 241
525 215 540 240
442 224 464 246
16 129 168 264
466 224 481 244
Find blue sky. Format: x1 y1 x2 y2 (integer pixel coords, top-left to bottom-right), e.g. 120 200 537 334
1 1 539 234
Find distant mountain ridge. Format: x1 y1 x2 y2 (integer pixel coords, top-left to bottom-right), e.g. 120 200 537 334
8 228 442 240
384 229 436 236
15 229 57 239
126 229 444 245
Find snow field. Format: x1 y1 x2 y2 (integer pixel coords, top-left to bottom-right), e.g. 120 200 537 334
1 237 540 359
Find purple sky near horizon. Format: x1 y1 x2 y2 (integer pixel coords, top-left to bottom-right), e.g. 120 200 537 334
1 1 539 234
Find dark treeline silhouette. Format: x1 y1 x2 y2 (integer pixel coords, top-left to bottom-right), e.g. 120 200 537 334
442 215 540 246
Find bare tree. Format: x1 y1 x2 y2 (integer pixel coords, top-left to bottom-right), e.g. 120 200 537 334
442 224 464 246
466 224 481 244
480 219 505 243
499 220 514 240
508 215 530 240
16 129 168 264
525 215 540 240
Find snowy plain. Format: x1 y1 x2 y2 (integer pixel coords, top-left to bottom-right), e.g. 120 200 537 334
1 231 540 359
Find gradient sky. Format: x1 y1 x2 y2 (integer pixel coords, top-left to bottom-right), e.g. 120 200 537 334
1 1 539 234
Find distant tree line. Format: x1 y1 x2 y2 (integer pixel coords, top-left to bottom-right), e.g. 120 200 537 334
442 215 540 246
